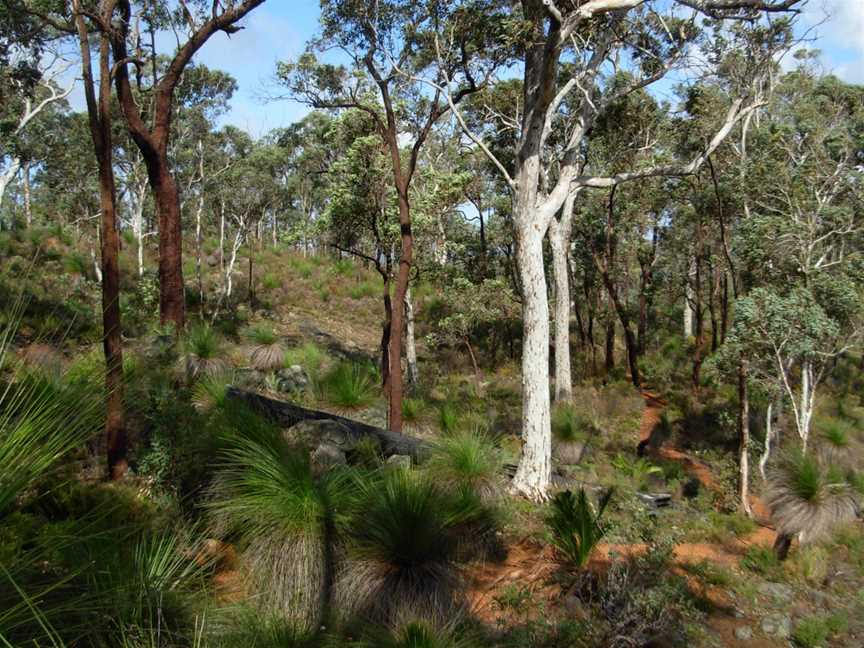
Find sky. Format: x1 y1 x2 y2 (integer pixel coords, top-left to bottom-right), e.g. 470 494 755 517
61 0 864 138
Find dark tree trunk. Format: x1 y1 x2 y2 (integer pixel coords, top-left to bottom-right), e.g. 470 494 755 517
692 219 704 394
74 1 126 480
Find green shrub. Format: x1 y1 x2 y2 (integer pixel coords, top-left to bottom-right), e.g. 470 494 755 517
551 404 593 443
741 546 782 576
333 258 354 277
820 419 850 448
318 362 376 408
349 281 377 299
351 620 475 648
284 342 327 375
402 397 423 422
261 273 281 290
426 429 505 499
63 252 89 277
793 613 848 647
545 488 612 568
438 401 459 434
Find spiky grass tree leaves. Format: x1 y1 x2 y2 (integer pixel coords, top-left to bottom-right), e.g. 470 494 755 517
350 619 478 648
426 429 505 501
766 450 860 551
335 468 490 626
207 416 351 636
546 488 613 568
244 324 285 372
184 324 226 381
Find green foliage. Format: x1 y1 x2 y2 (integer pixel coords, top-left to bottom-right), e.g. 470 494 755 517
426 429 504 499
611 454 664 490
284 342 327 375
792 613 848 648
348 281 377 299
261 273 281 290
351 620 475 648
551 404 592 443
402 397 423 422
438 401 459 434
244 324 284 371
184 324 225 380
819 418 851 448
545 488 612 568
317 362 376 408
336 467 490 624
741 546 782 577
207 415 342 633
767 450 860 544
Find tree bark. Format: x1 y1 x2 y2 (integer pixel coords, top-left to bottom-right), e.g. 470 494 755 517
74 0 126 480
405 286 419 388
738 356 752 517
510 223 552 500
548 192 575 402
22 160 32 227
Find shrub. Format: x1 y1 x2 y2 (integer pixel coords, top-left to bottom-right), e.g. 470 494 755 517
261 273 281 290
244 324 285 372
741 546 782 576
820 419 850 449
191 371 235 412
351 620 475 648
545 488 613 568
426 429 505 500
318 362 376 408
793 613 848 648
335 468 483 625
184 325 226 380
349 281 377 300
402 397 423 422
333 258 354 277
284 342 327 375
438 401 459 434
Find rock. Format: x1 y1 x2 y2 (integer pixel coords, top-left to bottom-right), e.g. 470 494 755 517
311 443 347 472
276 365 309 393
733 608 746 619
758 582 793 604
554 441 586 464
734 626 753 641
235 369 266 389
636 492 673 508
285 419 357 452
761 613 792 639
386 454 412 469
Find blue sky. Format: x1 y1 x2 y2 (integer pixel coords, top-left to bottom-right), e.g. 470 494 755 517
63 0 864 137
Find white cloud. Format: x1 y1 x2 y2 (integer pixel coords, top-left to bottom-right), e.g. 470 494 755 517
801 0 864 82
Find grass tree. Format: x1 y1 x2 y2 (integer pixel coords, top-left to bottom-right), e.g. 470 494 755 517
244 324 285 372
766 450 860 560
208 411 346 636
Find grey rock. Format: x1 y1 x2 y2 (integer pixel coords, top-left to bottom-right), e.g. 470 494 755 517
286 419 357 451
734 626 753 641
311 443 347 472
761 613 792 639
636 492 673 508
758 582 793 604
386 454 412 469
276 365 309 393
733 608 746 619
235 369 266 389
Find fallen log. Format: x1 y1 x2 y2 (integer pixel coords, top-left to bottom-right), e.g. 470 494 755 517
225 387 429 460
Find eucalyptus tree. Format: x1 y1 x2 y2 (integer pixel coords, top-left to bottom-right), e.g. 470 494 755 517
278 0 510 431
731 68 864 456
325 111 400 387
0 53 73 216
430 0 802 499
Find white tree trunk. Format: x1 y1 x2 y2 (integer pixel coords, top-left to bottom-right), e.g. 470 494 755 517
511 224 552 501
684 267 694 338
405 286 419 387
548 194 575 403
759 400 775 480
22 160 32 227
0 158 21 214
225 231 243 298
800 359 813 453
219 201 226 275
